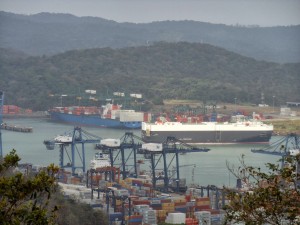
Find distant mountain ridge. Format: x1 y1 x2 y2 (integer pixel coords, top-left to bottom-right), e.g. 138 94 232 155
0 11 299 63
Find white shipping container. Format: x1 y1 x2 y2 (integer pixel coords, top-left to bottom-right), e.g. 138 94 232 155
113 92 125 97
130 93 142 99
111 110 120 119
85 90 96 94
142 143 163 152
165 213 186 224
114 189 129 197
100 139 121 147
119 111 144 122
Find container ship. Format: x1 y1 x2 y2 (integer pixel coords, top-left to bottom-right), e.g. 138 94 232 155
49 103 151 129
141 114 273 144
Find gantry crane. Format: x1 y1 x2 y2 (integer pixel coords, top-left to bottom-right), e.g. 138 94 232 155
44 127 100 175
251 133 300 168
138 136 210 193
171 164 197 187
95 132 144 180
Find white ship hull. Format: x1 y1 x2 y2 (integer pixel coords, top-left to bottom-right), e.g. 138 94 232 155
141 120 273 144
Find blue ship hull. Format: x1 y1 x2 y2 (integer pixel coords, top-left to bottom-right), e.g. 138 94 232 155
49 111 141 129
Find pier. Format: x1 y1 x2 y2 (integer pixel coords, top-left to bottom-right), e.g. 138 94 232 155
1 123 33 133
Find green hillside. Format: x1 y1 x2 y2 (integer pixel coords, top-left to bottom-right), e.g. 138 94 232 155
0 42 299 111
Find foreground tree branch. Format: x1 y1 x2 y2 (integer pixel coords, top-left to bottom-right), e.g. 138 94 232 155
224 154 300 225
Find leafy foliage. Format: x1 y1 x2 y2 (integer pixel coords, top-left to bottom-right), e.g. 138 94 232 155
0 42 299 111
224 154 300 225
0 150 59 225
0 150 109 225
49 193 108 225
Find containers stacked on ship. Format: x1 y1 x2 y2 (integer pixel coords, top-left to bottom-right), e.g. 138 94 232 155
119 110 144 129
49 110 124 128
49 106 150 129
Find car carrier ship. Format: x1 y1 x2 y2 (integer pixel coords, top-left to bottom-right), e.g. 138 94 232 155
141 114 273 144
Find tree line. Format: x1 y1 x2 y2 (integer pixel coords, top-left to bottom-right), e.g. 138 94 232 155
0 42 299 111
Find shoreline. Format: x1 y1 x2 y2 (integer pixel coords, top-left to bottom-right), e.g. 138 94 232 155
2 113 300 136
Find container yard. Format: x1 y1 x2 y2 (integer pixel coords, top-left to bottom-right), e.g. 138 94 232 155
57 169 227 225
40 127 229 225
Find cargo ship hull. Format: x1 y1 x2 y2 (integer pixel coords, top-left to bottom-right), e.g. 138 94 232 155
141 121 273 144
49 111 141 129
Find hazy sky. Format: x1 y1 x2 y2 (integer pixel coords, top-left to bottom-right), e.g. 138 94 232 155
1 0 300 26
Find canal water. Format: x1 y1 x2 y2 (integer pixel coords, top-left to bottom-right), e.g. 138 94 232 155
1 117 284 188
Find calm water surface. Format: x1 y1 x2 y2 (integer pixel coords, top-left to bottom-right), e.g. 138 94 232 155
2 117 283 188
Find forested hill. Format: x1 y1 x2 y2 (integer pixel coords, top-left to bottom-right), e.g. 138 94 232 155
1 42 299 111
0 11 299 63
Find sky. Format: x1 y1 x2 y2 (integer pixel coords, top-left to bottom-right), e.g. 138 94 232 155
0 0 300 27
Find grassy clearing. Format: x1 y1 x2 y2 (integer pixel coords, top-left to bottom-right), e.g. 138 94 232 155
265 119 300 135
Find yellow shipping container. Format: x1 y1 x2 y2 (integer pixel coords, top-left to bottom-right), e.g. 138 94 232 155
196 201 210 206
173 198 186 203
106 182 113 187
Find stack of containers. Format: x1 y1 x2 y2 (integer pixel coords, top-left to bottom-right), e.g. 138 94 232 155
140 182 152 197
114 189 129 197
185 217 199 225
127 215 143 225
109 212 123 224
162 201 175 213
2 105 9 114
136 189 147 197
149 198 162 210
134 204 150 214
195 197 211 211
186 201 196 218
142 209 157 225
165 212 186 224
132 199 150 207
173 197 187 213
194 211 211 225
3 105 20 114
156 210 167 223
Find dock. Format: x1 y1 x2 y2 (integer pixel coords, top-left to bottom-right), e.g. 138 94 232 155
1 123 33 133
